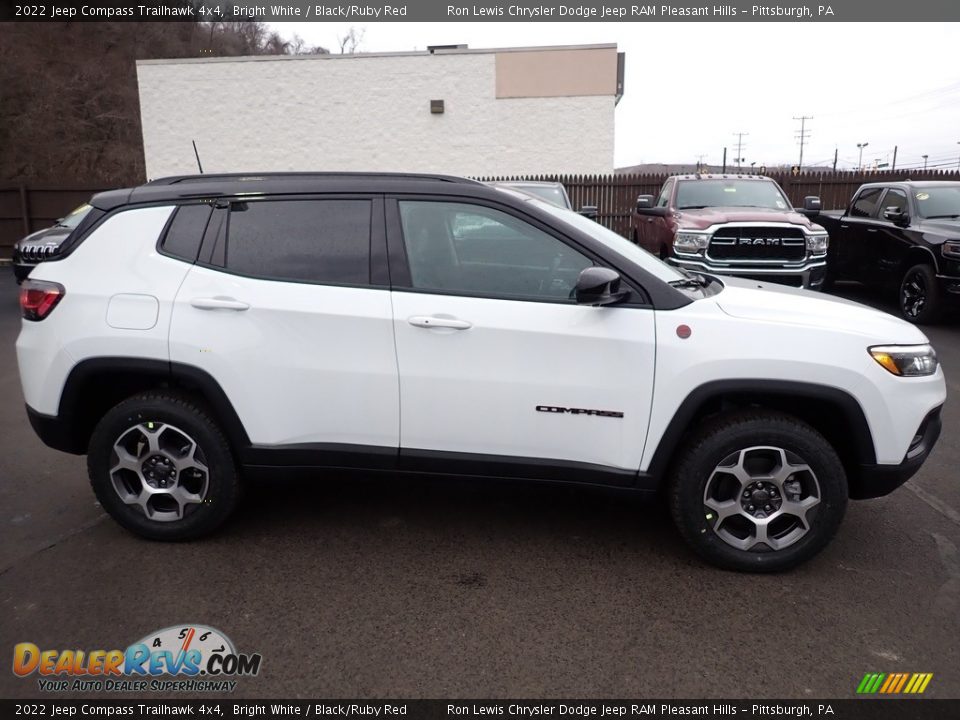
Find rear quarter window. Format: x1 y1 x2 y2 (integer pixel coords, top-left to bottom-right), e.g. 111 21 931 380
161 204 213 262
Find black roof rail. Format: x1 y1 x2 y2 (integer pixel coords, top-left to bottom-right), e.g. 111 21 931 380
145 172 479 186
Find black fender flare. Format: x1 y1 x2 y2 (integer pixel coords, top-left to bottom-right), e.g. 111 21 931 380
644 379 877 482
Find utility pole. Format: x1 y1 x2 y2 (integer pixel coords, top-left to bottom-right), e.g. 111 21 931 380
956 141 959 171
923 154 929 171
793 115 812 170
892 145 898 172
733 132 748 169
722 147 727 173
696 154 706 172
857 142 869 171
832 147 838 172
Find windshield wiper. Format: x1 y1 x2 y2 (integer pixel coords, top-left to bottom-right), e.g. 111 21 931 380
925 214 960 219
670 271 710 289
677 205 708 210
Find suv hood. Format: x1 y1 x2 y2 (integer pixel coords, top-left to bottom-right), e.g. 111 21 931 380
17 225 72 248
713 276 928 342
678 207 820 231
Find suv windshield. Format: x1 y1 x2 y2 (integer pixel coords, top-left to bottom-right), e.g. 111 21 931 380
56 203 93 229
913 185 960 218
676 179 791 211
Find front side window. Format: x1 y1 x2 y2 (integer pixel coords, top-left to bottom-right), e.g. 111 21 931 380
224 199 371 285
850 188 884 218
881 189 908 215
656 181 673 208
398 201 593 301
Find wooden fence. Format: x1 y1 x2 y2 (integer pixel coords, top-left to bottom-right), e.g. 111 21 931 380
482 169 960 238
3 170 960 259
0 184 109 260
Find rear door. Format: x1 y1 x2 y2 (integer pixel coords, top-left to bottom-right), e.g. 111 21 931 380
169 196 399 454
387 198 656 478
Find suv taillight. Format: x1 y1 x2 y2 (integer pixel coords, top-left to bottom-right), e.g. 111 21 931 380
20 280 65 321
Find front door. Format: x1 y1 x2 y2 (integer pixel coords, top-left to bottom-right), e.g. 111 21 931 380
387 199 656 476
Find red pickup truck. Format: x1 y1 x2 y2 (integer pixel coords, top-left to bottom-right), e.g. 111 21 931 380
632 174 829 289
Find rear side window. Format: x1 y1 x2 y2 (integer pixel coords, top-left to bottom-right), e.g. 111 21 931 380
225 200 371 285
850 188 884 218
162 204 212 262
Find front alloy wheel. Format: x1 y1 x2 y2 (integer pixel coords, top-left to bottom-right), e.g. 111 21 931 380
670 411 847 572
703 447 821 552
900 263 942 324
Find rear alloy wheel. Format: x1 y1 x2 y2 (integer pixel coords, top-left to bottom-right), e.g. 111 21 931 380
900 263 942 324
88 392 239 540
670 411 847 572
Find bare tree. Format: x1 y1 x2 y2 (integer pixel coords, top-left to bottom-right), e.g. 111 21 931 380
337 27 365 54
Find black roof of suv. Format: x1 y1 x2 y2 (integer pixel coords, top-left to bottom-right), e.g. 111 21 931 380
91 173 484 211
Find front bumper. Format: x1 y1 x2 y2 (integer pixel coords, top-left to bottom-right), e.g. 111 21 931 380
13 261 35 283
669 256 827 289
850 405 942 499
936 273 960 299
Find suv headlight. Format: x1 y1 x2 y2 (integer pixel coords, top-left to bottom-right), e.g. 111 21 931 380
869 344 938 377
674 231 710 255
941 240 960 259
806 233 829 254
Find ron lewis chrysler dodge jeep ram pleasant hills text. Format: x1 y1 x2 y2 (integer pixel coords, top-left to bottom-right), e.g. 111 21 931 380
16 172 945 572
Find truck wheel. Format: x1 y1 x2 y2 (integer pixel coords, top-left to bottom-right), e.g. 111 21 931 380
88 392 240 541
900 263 942 324
669 411 847 572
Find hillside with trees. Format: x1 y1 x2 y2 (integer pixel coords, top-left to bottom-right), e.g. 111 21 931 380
0 22 328 185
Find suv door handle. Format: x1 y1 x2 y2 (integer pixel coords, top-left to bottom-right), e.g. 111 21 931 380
190 297 250 311
867 228 878 233
408 315 472 330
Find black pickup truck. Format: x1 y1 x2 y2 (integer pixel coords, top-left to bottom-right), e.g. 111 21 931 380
814 181 960 323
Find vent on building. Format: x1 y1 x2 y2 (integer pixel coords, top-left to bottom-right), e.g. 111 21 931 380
430 100 445 114
427 44 468 54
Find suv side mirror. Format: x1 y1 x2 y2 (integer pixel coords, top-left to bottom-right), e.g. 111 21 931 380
578 205 598 220
575 267 630 306
636 195 655 211
883 206 909 225
801 196 822 214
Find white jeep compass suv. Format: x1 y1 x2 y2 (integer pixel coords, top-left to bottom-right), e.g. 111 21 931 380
16 173 946 572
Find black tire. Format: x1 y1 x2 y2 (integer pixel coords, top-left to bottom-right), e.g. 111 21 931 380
669 411 847 573
88 391 240 541
899 263 942 324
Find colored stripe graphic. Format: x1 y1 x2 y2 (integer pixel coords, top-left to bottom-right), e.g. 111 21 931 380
857 672 933 694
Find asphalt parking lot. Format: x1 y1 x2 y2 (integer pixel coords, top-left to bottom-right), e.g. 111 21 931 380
1 270 958 700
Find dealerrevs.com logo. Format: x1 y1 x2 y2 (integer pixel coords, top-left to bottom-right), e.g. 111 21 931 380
13 624 262 693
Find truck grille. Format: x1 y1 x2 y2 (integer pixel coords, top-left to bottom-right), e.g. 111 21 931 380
708 227 806 262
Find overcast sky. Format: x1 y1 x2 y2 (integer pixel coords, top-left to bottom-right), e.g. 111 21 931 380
267 22 960 171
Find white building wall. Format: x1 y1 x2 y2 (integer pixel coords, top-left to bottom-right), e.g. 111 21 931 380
136 52 615 179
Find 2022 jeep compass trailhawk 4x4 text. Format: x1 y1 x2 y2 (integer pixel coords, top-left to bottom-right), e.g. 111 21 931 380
16 172 946 572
